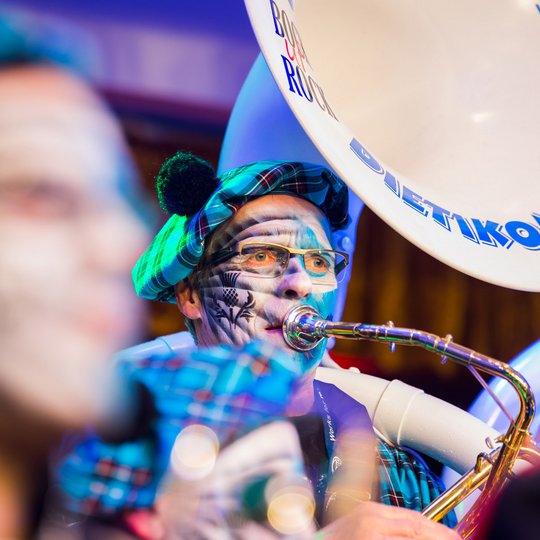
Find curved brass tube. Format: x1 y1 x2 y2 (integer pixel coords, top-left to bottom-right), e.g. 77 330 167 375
283 305 537 538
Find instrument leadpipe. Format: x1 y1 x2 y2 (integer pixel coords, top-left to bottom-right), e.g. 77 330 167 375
283 305 536 538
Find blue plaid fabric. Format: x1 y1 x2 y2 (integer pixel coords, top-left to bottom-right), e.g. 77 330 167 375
377 439 458 528
57 339 302 515
133 161 350 303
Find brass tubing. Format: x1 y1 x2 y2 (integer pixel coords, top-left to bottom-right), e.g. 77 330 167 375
283 306 536 537
422 455 494 522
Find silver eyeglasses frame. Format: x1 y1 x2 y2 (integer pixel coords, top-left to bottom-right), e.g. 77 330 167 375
204 240 350 285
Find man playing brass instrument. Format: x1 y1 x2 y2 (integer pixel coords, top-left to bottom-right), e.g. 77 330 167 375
57 153 460 539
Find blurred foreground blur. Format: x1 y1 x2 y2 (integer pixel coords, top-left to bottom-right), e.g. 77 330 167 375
0 6 150 537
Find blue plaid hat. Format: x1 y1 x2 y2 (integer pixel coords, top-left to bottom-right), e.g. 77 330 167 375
133 156 350 303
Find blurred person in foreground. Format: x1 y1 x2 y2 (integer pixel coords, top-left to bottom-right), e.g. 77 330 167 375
57 152 460 539
0 8 150 538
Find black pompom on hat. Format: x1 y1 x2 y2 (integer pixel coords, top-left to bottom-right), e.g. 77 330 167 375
155 151 219 216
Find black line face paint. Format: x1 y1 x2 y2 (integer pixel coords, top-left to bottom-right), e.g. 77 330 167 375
211 271 255 328
192 195 338 373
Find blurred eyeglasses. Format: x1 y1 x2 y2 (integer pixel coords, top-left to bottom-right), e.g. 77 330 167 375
206 241 349 286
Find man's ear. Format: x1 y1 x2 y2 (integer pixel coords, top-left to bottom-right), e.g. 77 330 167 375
174 279 202 320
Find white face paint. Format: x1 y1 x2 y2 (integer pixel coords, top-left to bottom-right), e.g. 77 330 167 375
188 194 337 373
0 66 150 428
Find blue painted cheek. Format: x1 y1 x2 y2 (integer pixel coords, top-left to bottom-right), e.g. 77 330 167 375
313 289 337 319
294 289 337 373
298 339 329 373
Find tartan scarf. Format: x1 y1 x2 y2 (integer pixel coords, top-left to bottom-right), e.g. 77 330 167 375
133 161 350 303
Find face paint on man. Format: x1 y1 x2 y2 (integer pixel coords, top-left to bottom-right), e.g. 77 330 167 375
177 194 338 374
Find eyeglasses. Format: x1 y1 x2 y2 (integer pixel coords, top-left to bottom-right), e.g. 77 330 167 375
205 241 349 285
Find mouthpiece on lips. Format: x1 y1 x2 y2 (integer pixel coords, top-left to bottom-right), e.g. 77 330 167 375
282 305 326 351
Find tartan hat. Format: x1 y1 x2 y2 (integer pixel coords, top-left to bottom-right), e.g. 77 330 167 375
133 153 350 303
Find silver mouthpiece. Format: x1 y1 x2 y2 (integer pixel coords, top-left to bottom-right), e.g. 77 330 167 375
282 305 326 351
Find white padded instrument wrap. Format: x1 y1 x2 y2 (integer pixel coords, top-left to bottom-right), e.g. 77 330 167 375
315 366 500 475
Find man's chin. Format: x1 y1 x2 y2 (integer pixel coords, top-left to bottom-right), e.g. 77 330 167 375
257 328 325 370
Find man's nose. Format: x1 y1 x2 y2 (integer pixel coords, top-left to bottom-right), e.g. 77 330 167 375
276 256 313 299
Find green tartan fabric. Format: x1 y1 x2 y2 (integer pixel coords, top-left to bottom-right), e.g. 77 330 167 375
133 161 350 303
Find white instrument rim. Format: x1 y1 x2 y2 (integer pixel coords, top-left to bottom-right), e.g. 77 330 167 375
243 0 540 291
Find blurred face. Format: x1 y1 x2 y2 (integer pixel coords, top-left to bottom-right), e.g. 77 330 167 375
176 194 337 373
0 66 150 427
